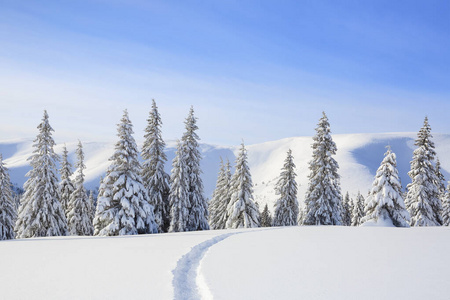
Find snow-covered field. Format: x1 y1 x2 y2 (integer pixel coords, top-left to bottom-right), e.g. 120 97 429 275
1 226 449 299
2 132 450 211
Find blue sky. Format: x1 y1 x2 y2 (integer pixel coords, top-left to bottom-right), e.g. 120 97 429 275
1 0 450 145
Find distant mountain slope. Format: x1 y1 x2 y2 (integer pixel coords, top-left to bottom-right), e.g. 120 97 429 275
2 133 450 211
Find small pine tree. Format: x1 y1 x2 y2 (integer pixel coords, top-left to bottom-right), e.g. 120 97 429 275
435 159 446 197
442 183 450 226
225 143 260 228
304 112 342 225
341 192 352 226
0 155 17 240
182 107 209 231
15 111 68 238
59 145 74 217
88 190 95 225
260 204 272 227
405 117 442 226
361 147 410 227
93 110 158 236
67 141 94 236
209 158 232 230
141 99 171 233
298 207 305 225
273 149 299 226
351 191 365 226
168 141 190 232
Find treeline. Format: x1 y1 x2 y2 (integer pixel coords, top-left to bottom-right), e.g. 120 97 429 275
0 103 449 240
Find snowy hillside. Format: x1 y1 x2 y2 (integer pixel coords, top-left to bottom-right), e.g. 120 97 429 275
2 133 450 211
1 226 449 299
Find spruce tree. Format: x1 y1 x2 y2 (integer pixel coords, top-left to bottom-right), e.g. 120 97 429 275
181 107 209 231
88 190 95 225
15 111 68 238
304 112 342 225
209 158 231 230
273 149 299 226
141 99 171 233
298 208 305 225
225 143 260 228
405 117 442 226
351 191 365 226
67 141 94 236
435 159 446 198
93 110 158 236
341 192 352 226
361 147 410 227
442 183 450 226
260 204 272 227
0 155 17 240
168 141 190 232
59 144 74 217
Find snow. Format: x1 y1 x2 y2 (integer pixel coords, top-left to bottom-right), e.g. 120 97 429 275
1 227 449 299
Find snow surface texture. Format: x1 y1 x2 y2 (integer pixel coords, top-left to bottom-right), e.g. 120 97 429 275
1 227 449 299
3 133 450 211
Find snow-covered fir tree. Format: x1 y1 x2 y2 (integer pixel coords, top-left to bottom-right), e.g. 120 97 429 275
225 143 260 228
435 159 446 198
273 149 299 226
261 204 272 227
209 158 233 230
297 208 305 225
168 141 190 232
304 112 342 225
351 191 365 226
93 110 158 236
341 192 352 226
59 144 74 217
361 147 410 227
442 183 450 226
88 190 95 224
0 155 17 240
15 111 68 238
67 141 94 236
141 99 171 233
181 107 209 231
405 117 442 226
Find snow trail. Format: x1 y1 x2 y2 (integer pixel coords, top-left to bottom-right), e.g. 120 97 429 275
172 232 239 300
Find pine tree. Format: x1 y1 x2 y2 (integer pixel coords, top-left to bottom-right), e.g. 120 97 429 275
273 149 299 226
181 107 209 231
341 192 352 226
141 99 171 233
435 159 446 198
298 208 305 225
405 117 442 226
15 111 68 238
361 147 410 227
260 204 272 227
351 191 365 226
209 158 232 230
225 143 260 228
442 183 450 226
67 141 94 236
88 190 95 225
0 155 17 240
304 112 342 225
59 144 74 217
93 110 158 236
168 141 190 232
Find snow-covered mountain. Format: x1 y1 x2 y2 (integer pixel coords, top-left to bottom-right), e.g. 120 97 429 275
2 132 450 211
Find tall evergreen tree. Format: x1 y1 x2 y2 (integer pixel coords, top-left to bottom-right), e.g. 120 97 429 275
361 147 410 227
15 111 68 238
141 99 171 233
435 159 446 198
67 141 94 236
168 141 190 232
0 155 17 240
59 144 74 217
273 149 299 226
225 143 260 228
260 204 272 227
351 191 365 226
181 107 209 231
88 190 95 225
304 112 342 225
442 183 450 226
93 110 157 236
405 117 442 226
341 192 352 226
